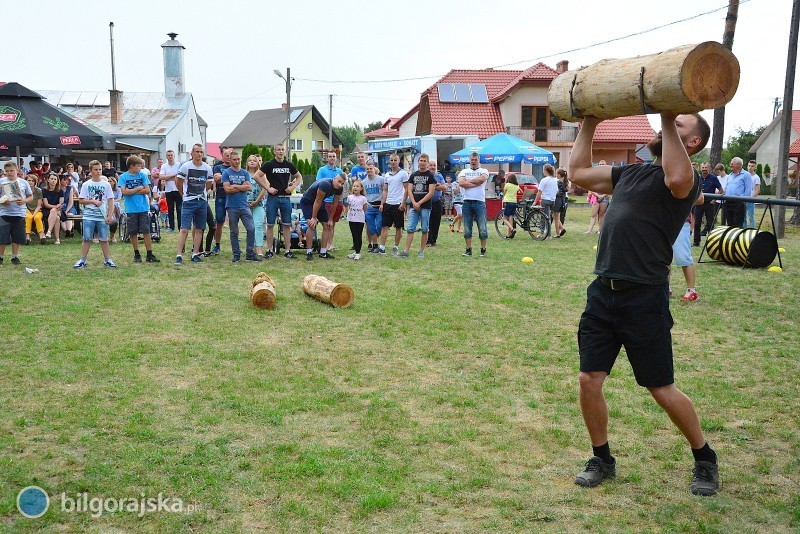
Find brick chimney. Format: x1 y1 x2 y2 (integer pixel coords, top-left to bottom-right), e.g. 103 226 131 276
281 103 288 111
110 89 123 124
161 32 185 98
556 60 569 74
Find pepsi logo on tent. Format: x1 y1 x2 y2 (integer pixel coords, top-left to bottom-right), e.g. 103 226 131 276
0 113 19 122
59 136 81 145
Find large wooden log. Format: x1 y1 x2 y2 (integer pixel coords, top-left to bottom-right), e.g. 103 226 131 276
301 275 354 309
250 281 277 310
548 42 740 122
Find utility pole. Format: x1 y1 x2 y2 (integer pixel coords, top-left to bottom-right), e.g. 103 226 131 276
328 94 333 151
709 0 739 168
274 68 292 157
778 0 800 231
773 97 782 119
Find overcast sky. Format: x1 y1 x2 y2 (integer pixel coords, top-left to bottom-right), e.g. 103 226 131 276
5 0 796 144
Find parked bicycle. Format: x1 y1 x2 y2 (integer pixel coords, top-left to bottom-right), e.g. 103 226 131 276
495 199 550 241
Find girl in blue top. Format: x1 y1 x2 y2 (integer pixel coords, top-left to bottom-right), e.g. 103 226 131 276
246 155 268 257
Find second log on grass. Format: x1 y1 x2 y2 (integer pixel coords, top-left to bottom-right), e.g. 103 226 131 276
301 274 354 309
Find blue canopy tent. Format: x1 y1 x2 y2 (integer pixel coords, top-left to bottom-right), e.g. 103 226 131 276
449 132 555 165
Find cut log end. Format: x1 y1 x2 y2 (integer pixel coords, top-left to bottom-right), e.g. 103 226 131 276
329 284 355 309
681 43 740 109
250 281 277 310
302 274 355 309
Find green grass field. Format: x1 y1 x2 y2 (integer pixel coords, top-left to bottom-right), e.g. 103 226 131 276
1 206 798 532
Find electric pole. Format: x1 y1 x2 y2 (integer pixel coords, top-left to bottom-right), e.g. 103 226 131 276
709 0 739 168
778 0 800 232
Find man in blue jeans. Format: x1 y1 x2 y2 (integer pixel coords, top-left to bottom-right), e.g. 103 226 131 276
399 153 436 258
456 152 489 257
252 143 303 259
211 147 232 255
223 152 261 262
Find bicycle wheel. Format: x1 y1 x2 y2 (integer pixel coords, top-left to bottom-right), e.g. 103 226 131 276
495 210 512 239
525 209 550 241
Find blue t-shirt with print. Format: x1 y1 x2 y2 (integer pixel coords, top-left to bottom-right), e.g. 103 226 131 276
222 168 251 210
349 165 367 181
316 165 343 202
118 171 151 214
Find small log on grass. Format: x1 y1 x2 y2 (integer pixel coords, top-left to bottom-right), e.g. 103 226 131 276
548 42 740 122
301 274 354 309
250 272 276 310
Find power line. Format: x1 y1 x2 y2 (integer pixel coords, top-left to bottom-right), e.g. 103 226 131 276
295 0 754 84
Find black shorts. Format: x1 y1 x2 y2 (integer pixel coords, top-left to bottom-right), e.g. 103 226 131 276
578 278 674 388
381 203 404 228
126 212 150 235
300 201 329 223
0 215 25 245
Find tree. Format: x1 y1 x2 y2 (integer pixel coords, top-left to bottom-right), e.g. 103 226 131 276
720 126 766 166
365 120 384 134
333 123 364 156
242 143 260 163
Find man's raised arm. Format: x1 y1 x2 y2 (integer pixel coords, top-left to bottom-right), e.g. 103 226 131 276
568 116 613 194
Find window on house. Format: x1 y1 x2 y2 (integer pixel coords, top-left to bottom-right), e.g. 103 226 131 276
521 106 561 142
290 139 303 151
314 140 324 151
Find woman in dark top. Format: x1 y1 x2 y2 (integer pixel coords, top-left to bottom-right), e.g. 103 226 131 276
41 174 64 244
59 174 76 238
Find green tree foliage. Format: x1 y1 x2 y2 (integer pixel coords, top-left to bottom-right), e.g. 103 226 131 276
721 126 766 166
764 163 771 176
333 123 364 156
311 151 323 173
260 146 274 162
241 143 261 163
291 153 299 168
365 120 384 134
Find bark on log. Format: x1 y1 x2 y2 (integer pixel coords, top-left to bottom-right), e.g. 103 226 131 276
301 275 354 309
548 42 740 122
250 281 277 310
252 272 275 288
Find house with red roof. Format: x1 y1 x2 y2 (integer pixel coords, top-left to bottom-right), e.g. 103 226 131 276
366 60 654 170
749 110 800 183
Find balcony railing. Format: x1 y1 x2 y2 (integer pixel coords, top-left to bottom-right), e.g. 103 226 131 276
507 126 578 144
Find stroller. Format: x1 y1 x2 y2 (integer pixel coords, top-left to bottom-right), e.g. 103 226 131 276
120 206 162 243
273 212 319 252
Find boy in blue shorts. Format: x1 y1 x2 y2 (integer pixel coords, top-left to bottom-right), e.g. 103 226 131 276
118 155 160 263
74 160 117 268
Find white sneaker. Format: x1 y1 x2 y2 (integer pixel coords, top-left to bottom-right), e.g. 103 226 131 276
347 253 361 260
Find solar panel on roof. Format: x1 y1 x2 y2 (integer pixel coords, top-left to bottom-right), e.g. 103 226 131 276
470 84 489 103
285 109 303 123
454 84 472 102
437 84 456 102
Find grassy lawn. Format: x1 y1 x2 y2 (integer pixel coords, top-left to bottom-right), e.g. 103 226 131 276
1 206 798 532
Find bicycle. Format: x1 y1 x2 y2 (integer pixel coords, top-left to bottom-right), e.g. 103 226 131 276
494 200 550 241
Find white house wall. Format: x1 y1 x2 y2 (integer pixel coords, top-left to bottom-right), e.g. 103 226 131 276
399 112 418 138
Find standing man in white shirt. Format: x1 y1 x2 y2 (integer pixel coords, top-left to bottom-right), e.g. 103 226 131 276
159 150 182 232
379 153 408 255
456 152 489 257
745 160 761 228
535 164 559 238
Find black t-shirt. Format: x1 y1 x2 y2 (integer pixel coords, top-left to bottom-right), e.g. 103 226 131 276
260 159 299 196
594 164 700 285
213 162 230 197
41 187 64 209
101 168 117 178
408 170 436 209
301 179 343 204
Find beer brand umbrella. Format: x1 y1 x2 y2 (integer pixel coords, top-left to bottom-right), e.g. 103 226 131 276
449 132 556 165
0 82 114 157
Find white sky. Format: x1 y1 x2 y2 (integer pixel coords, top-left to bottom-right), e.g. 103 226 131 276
5 0 797 143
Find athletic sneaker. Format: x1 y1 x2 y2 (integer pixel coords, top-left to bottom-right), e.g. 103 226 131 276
348 252 361 260
265 250 274 259
191 254 203 263
73 259 87 269
378 247 386 255
104 259 118 268
0 257 3 265
211 244 221 255
681 290 699 302
462 248 472 257
575 456 616 488
306 251 314 261
146 252 160 263
392 245 399 256
319 252 335 259
11 257 21 265
245 252 262 262
691 461 720 496
174 256 183 265
231 255 241 263
480 248 486 257
369 247 380 254
417 251 425 258
398 251 409 258
284 251 297 259
133 252 142 263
